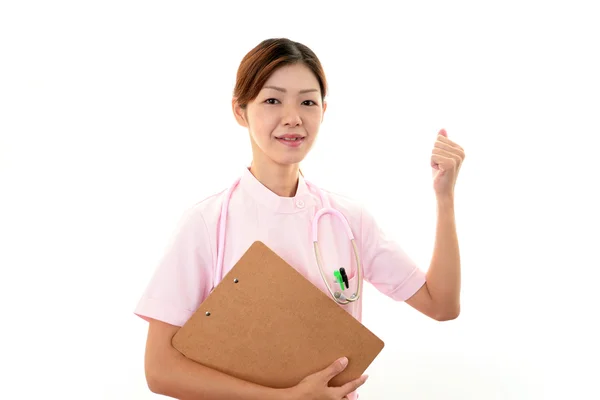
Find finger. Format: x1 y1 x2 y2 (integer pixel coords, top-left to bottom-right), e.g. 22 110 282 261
335 374 369 397
434 141 466 160
438 128 448 137
431 154 456 171
322 357 348 381
432 148 462 166
435 134 464 152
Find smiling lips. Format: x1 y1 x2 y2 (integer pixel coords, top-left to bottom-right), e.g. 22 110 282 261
275 134 305 148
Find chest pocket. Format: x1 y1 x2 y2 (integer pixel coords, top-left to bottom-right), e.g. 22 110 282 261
314 211 358 293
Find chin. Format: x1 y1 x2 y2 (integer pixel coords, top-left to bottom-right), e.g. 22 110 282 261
272 153 307 166
275 157 306 166
266 147 307 165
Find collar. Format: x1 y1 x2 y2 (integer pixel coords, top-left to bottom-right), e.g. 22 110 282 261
238 166 317 214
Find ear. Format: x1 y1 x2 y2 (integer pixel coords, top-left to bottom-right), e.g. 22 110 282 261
321 100 327 122
232 98 249 128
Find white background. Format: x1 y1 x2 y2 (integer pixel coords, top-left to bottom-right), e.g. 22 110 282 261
1 1 599 399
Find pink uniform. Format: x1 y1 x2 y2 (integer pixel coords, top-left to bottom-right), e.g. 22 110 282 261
134 166 426 398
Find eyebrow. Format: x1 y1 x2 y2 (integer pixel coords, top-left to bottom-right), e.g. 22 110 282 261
262 85 319 94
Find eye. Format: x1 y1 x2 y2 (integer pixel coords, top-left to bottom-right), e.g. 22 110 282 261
302 100 317 106
265 98 280 105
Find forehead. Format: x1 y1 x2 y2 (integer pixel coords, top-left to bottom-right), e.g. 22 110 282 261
263 64 320 91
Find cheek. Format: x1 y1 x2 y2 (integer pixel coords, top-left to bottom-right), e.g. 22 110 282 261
250 109 276 133
304 111 323 131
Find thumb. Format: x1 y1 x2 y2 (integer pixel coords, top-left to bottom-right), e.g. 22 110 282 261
438 128 448 138
322 357 348 380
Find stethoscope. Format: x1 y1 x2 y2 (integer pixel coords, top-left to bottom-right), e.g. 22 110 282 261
213 176 363 305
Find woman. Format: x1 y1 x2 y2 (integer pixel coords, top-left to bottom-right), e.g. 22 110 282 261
135 38 465 400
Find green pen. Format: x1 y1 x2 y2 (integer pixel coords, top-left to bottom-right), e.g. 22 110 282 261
333 270 345 291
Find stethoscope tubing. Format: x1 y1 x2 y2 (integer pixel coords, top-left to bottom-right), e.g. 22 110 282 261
213 177 363 305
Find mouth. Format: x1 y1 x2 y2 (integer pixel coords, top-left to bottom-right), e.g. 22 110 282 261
275 134 306 147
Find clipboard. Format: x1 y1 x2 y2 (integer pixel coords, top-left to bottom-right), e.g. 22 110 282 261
171 241 385 389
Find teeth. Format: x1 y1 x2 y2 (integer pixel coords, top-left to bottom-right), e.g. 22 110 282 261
280 137 301 141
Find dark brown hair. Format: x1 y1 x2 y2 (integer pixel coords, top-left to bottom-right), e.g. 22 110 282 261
233 38 328 109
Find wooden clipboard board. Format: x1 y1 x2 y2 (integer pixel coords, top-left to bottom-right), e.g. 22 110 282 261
172 241 385 389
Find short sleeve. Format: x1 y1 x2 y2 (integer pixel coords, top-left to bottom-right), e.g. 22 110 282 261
134 206 214 327
360 206 426 301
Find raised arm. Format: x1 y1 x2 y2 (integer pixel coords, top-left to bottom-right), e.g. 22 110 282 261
406 129 464 320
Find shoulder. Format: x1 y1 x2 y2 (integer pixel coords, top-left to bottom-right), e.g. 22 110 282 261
307 182 382 234
191 187 227 213
319 187 365 215
308 183 368 227
174 186 229 231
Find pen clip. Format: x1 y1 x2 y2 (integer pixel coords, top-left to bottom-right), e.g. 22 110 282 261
339 268 349 289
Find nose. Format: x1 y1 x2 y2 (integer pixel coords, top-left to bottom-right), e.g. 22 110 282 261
281 104 302 127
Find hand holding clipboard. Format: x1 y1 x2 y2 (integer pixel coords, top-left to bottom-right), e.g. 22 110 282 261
172 241 383 392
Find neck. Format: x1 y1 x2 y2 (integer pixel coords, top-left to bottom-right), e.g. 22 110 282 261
249 160 300 197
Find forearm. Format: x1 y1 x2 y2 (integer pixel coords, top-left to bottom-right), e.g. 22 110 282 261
149 349 289 400
426 196 461 317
